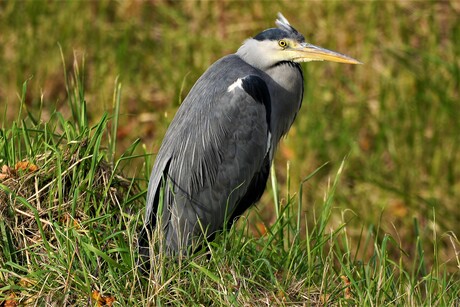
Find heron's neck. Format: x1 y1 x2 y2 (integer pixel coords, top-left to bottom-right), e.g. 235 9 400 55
267 61 303 96
236 39 278 70
265 62 304 146
236 41 304 145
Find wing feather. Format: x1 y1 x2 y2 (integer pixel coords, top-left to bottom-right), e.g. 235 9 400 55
142 55 272 253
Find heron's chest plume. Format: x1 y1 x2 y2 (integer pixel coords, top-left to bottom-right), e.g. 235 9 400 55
265 62 304 141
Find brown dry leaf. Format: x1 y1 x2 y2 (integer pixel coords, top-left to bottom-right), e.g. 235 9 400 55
104 296 116 306
116 123 133 140
256 222 267 236
280 143 295 160
61 213 81 229
388 199 408 218
340 275 352 299
0 165 16 180
28 163 38 172
358 129 373 152
91 290 116 307
320 293 330 305
15 161 38 173
276 289 286 301
74 219 82 229
14 161 29 171
3 292 18 307
60 213 71 225
19 277 35 288
92 290 102 305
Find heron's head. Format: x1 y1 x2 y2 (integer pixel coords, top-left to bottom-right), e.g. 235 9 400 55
237 13 361 70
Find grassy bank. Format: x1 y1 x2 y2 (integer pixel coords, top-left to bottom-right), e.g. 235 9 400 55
1 75 457 304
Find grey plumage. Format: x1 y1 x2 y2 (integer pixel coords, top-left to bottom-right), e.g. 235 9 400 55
139 13 360 260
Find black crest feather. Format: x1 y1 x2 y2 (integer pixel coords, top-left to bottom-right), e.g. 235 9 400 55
253 13 305 42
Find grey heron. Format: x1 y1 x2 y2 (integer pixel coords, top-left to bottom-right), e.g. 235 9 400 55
139 13 360 260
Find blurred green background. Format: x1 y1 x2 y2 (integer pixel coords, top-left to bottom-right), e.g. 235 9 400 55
1 1 459 270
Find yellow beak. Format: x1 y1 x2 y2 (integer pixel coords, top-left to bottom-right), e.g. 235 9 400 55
293 43 362 64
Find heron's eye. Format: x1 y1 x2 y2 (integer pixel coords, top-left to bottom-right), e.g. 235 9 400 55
278 40 287 48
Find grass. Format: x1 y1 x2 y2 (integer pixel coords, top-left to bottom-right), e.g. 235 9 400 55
0 1 459 305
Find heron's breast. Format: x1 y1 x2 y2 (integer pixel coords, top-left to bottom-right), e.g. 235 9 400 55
265 63 304 141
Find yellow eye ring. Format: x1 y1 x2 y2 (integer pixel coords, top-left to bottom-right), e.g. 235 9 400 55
278 40 287 48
